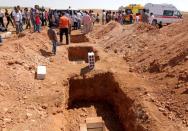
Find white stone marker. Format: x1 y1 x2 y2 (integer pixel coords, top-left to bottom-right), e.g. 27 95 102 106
80 117 105 131
5 32 12 38
88 52 95 69
37 66 46 80
79 124 87 131
86 117 104 129
0 32 12 39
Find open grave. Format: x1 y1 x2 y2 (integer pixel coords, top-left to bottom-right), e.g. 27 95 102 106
68 46 100 63
70 33 89 43
64 72 149 131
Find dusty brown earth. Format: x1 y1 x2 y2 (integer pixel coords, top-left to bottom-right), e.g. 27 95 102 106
0 15 187 131
90 14 188 130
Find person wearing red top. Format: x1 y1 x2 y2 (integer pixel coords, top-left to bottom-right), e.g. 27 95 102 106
35 13 41 33
59 12 70 45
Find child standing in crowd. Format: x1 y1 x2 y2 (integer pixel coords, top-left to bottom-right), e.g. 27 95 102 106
47 23 58 55
35 12 41 33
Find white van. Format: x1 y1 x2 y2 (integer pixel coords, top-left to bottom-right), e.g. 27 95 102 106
144 3 183 25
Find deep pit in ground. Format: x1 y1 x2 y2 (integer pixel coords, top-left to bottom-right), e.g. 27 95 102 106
64 72 148 131
70 34 89 43
68 46 100 62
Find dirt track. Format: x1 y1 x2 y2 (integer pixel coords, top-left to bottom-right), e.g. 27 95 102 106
0 17 188 131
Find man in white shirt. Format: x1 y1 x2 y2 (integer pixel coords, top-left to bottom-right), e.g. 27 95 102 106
77 11 82 29
135 14 140 23
149 13 155 25
90 13 95 31
102 10 106 25
13 7 22 34
82 12 92 34
72 13 78 30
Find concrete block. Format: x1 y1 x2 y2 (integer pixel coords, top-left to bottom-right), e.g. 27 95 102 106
0 32 11 39
88 52 95 69
86 117 104 129
5 32 12 38
80 123 87 131
37 66 46 80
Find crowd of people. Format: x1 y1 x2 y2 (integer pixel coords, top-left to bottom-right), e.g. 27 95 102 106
47 10 96 55
0 5 157 55
0 5 48 33
0 5 101 55
100 9 155 25
0 6 98 34
0 5 157 34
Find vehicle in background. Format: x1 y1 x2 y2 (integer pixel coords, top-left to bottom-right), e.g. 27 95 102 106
125 4 144 21
125 4 144 15
144 3 183 25
124 4 144 23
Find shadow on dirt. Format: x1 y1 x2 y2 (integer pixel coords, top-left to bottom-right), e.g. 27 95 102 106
40 49 52 57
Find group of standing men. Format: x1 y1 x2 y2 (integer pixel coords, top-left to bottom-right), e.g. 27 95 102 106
0 5 49 34
48 10 96 34
47 10 95 55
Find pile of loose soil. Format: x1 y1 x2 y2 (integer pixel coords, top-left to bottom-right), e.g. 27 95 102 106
135 23 158 32
90 21 122 39
0 29 69 131
93 20 188 127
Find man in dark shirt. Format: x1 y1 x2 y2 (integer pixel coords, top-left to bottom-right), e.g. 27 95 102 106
142 9 149 23
0 9 5 28
5 9 14 28
47 23 58 55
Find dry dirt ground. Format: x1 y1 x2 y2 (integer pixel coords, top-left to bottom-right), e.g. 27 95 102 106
0 16 188 131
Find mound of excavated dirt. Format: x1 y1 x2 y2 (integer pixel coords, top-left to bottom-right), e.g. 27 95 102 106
0 28 69 131
135 23 158 32
93 20 188 127
0 31 53 69
90 21 122 39
96 21 187 79
98 23 159 60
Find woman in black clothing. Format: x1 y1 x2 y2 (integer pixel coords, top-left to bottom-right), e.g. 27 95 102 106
5 9 14 28
0 9 5 27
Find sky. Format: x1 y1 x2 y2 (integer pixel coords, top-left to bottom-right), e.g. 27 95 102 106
0 0 188 11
